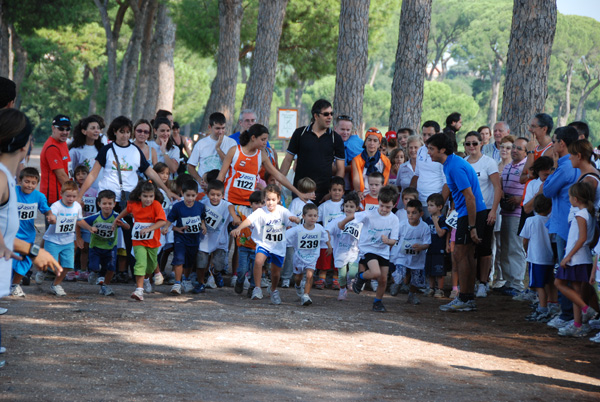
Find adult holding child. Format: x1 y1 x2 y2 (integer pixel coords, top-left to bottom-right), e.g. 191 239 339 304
351 128 391 199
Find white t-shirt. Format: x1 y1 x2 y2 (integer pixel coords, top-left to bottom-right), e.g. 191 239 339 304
188 135 236 177
199 198 232 253
390 209 409 262
396 161 415 193
353 209 400 260
150 141 181 165
69 144 103 188
159 189 174 246
519 214 553 265
0 162 18 297
393 220 431 269
327 216 361 267
247 205 293 257
465 154 498 209
287 197 312 228
523 178 542 215
414 145 446 204
43 200 83 245
318 199 344 248
566 207 594 265
286 224 329 268
96 143 149 201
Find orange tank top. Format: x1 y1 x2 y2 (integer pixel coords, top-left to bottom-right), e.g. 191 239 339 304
534 142 553 160
224 145 262 206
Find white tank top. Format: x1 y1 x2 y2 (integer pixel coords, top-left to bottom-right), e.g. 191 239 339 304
0 162 18 297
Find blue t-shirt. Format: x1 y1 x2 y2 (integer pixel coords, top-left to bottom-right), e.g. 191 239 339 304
424 216 448 255
343 134 364 166
167 200 207 246
16 186 51 243
443 154 487 217
230 131 272 149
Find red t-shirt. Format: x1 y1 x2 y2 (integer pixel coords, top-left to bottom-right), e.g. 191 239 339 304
361 194 379 210
127 200 167 248
40 137 71 205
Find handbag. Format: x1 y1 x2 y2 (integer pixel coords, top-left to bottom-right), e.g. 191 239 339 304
110 144 130 210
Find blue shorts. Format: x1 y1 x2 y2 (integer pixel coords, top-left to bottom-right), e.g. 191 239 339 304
172 242 198 268
80 228 91 244
89 247 117 273
425 254 446 277
45 241 75 269
256 246 284 268
528 262 554 288
12 255 33 276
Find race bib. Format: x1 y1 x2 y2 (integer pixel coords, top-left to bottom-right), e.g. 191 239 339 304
56 215 77 233
67 161 73 177
83 197 97 215
263 225 284 243
182 216 203 233
17 203 37 220
132 222 153 240
204 208 222 230
94 222 115 239
298 231 320 249
446 210 458 229
342 221 363 240
402 239 418 255
233 173 257 191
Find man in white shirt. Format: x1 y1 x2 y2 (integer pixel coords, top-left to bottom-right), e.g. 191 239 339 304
187 112 236 184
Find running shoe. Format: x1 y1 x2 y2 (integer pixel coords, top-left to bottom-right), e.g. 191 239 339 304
558 322 590 337
206 274 217 289
372 300 387 312
390 283 400 296
270 289 282 305
433 289 444 298
230 275 238 288
130 289 144 301
171 283 182 295
301 294 312 306
234 279 244 294
475 283 487 298
153 272 164 286
337 287 347 301
407 292 420 305
314 279 325 290
352 273 365 294
260 277 270 288
192 284 206 294
582 307 597 323
281 279 290 288
51 284 67 297
295 285 303 300
251 287 263 300
439 298 474 312
99 285 115 296
10 284 25 297
34 271 45 285
143 278 153 294
182 280 194 293
88 272 98 285
547 316 572 329
332 279 340 290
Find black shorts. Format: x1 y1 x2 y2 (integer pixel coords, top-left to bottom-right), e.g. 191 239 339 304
359 253 390 268
425 253 446 277
455 209 490 251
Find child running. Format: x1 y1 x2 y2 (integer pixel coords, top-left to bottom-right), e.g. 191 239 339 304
326 191 362 301
11 168 56 297
554 182 598 336
113 180 167 301
230 184 301 304
154 162 173 287
74 164 98 283
286 204 331 305
340 185 400 312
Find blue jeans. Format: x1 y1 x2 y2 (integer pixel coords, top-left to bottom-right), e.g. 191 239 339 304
556 236 574 321
237 247 256 287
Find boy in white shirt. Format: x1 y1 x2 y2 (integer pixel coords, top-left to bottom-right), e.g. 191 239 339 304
339 185 400 312
519 194 559 322
393 199 431 305
315 176 345 289
390 187 419 295
286 204 331 306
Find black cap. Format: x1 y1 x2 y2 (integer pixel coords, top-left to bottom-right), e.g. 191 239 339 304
52 114 71 127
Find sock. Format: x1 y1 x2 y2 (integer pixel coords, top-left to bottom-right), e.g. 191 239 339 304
136 287 143 291
373 298 382 304
175 281 181 284
452 286 458 291
459 293 474 302
574 322 582 328
582 305 589 314
359 272 365 280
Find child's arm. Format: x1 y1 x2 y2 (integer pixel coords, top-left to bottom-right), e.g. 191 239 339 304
77 219 97 233
230 217 252 237
115 218 130 230
229 204 242 226
288 216 301 224
168 220 185 234
140 219 168 235
560 216 587 268
337 213 355 230
522 238 529 251
111 209 130 231
446 231 451 254
44 210 56 225
380 234 397 246
431 215 447 238
413 243 430 252
201 220 207 235
325 232 333 256
75 226 84 249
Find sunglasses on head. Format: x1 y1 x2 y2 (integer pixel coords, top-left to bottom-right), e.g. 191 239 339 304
54 126 70 131
336 115 353 122
367 129 381 134
319 112 334 117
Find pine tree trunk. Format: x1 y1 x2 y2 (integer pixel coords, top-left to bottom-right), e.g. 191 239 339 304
88 67 101 115
389 0 432 132
200 0 243 134
333 0 370 131
0 1 10 78
240 0 288 127
154 2 176 114
133 0 159 121
488 58 502 127
500 0 557 138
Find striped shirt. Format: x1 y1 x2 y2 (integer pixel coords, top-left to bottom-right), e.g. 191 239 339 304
501 158 526 217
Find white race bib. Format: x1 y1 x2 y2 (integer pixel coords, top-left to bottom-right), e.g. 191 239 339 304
67 161 73 177
233 173 257 191
83 197 97 215
132 222 153 240
182 216 203 233
56 215 77 233
17 203 37 221
94 222 115 239
446 210 458 229
402 239 418 255
342 221 362 240
263 225 284 243
298 231 320 249
205 208 222 230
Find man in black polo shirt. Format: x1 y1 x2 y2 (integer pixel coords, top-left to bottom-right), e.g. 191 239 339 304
280 99 345 204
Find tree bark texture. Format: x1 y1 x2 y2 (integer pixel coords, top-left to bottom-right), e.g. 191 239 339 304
334 0 370 132
0 1 10 77
488 58 502 127
200 0 243 134
500 0 557 138
240 0 288 127
154 2 176 114
11 24 25 108
389 0 432 133
133 0 159 121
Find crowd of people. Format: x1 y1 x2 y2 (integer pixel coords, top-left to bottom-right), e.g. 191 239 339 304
2 78 600 367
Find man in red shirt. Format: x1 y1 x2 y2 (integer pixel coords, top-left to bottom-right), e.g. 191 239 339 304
40 114 72 206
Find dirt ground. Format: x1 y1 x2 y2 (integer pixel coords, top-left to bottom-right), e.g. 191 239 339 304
1 278 599 402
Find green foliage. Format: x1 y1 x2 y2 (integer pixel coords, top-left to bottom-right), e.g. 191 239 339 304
173 48 213 125
422 81 479 133
3 0 97 35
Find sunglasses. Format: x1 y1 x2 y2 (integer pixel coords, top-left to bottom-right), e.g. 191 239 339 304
367 129 381 134
319 112 334 117
136 128 151 135
464 142 479 147
54 126 71 131
336 115 353 122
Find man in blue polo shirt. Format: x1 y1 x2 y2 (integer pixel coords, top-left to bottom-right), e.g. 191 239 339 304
427 133 487 312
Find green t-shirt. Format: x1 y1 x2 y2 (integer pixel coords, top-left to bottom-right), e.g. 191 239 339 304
84 211 120 249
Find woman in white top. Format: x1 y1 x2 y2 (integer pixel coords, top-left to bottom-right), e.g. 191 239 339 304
152 117 180 175
569 139 600 210
68 116 104 187
396 135 421 194
131 119 157 169
464 131 501 297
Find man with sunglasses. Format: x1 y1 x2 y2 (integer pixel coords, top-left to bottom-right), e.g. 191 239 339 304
40 114 72 206
280 99 345 204
334 114 362 190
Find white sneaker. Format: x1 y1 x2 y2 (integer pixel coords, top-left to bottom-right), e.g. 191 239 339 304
51 284 67 296
143 278 153 294
582 307 597 323
547 316 572 329
281 279 290 288
88 272 98 285
338 288 347 301
251 287 263 300
171 283 182 295
475 283 487 298
10 284 25 297
153 272 164 286
96 276 105 285
243 276 251 290
558 322 590 337
99 285 114 296
260 277 271 288
590 332 600 343
34 271 45 285
230 275 238 287
182 280 194 293
0 346 5 354
270 289 282 305
206 274 217 289
301 294 312 306
370 279 378 292
295 285 303 300
130 288 144 301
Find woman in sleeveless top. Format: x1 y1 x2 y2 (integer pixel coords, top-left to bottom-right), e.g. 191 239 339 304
569 139 600 210
132 119 156 168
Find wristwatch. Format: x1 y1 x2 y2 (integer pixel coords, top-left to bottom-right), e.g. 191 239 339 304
527 151 534 155
29 244 40 258
467 225 476 231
